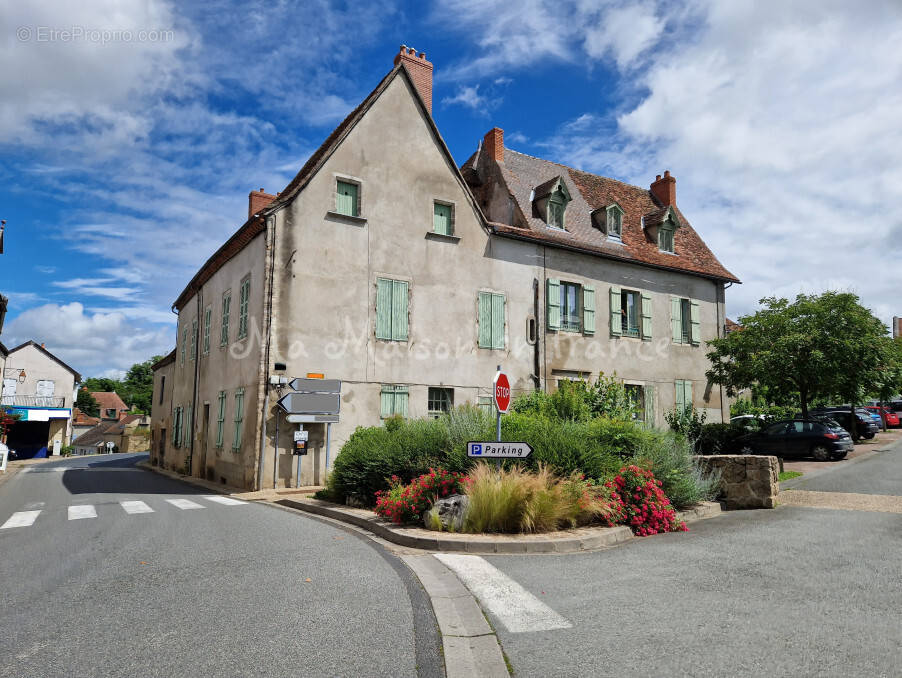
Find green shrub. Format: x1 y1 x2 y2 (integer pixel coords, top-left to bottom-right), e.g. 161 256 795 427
664 405 707 443
634 432 721 509
730 398 796 421
510 375 637 422
694 423 748 455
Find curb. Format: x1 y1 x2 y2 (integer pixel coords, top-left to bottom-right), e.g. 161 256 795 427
276 497 722 554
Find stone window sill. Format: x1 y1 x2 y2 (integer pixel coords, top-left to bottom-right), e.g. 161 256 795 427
326 210 368 225
425 231 461 243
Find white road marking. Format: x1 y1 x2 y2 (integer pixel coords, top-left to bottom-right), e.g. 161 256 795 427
121 500 154 514
1 510 42 529
68 505 97 520
165 498 205 510
434 554 573 633
203 496 246 506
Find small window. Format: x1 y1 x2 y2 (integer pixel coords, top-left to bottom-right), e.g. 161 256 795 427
375 278 409 341
477 396 494 416
221 291 231 346
478 291 506 349
106 408 117 418
548 188 566 229
336 180 359 217
433 202 453 236
624 384 645 422
560 282 581 332
620 290 641 337
380 384 409 418
428 387 453 417
659 224 675 253
671 298 700 345
607 205 623 239
159 376 165 405
526 316 537 344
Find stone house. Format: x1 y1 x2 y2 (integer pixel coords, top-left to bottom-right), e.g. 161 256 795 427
2 341 80 457
73 414 151 456
91 391 130 421
71 407 100 441
151 47 739 491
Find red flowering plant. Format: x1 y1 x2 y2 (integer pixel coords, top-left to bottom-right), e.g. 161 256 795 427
374 468 466 524
605 464 687 536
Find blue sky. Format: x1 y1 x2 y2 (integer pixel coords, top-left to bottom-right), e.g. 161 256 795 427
2 0 901 378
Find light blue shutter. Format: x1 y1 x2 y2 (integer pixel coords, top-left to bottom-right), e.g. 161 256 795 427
172 408 179 445
478 292 492 348
396 386 409 418
186 405 192 445
492 294 505 349
683 380 693 411
336 181 358 216
546 279 560 330
582 286 595 335
392 280 408 341
690 299 701 345
609 287 622 337
671 297 683 343
641 293 653 340
644 385 655 427
376 279 392 339
221 293 230 345
433 203 452 235
177 407 184 447
233 389 244 449
675 381 686 412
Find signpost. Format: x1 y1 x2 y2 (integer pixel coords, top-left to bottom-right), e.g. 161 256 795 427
466 442 532 459
277 392 340 416
279 376 343 488
105 441 115 454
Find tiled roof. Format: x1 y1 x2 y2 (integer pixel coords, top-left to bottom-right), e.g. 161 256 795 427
725 318 742 333
73 420 120 447
465 148 739 283
91 392 128 415
151 349 176 371
72 408 100 426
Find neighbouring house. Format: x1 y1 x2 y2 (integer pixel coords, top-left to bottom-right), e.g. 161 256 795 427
1 341 81 457
893 316 900 340
71 407 101 441
92 391 130 421
151 47 739 491
73 414 151 456
724 318 742 334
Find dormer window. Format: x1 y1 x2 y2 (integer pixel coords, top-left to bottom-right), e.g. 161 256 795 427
606 204 623 240
658 222 675 253
532 176 571 230
642 206 680 254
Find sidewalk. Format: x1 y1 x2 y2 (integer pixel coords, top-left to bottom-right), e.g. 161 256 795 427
782 427 902 475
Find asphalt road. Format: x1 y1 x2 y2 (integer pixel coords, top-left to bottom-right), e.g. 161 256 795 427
474 438 902 678
0 453 440 678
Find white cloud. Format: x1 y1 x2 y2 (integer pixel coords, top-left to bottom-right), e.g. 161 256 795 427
442 85 491 112
4 302 172 376
582 2 664 69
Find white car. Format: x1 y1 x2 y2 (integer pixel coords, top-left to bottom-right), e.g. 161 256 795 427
730 414 765 431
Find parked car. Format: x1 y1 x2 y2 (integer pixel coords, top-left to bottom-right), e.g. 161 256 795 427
734 419 853 461
810 408 878 441
864 406 900 428
730 414 765 432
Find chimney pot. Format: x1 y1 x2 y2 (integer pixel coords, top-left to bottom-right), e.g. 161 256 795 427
248 188 277 219
483 127 504 163
650 171 676 207
394 44 434 114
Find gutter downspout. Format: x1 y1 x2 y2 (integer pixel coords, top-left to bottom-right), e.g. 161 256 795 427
532 278 541 390
257 212 278 491
189 289 202 476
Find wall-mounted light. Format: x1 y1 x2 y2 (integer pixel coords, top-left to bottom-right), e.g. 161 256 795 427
18 369 26 383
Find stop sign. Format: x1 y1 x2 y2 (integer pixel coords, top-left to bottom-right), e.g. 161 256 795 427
493 371 512 413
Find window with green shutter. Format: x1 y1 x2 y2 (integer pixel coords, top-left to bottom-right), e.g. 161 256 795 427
644 384 655 427
560 282 581 332
186 405 193 446
609 287 622 337
618 290 640 337
238 277 250 339
477 396 494 416
659 223 675 252
232 388 244 450
546 278 561 330
478 291 505 349
172 406 181 447
675 380 692 413
180 328 187 366
190 319 197 361
671 297 698 345
380 385 409 418
203 306 212 355
433 202 453 235
336 180 359 217
221 291 231 346
689 299 701 345
216 391 225 448
375 278 409 341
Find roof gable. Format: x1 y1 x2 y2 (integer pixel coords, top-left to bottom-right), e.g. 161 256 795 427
7 341 82 382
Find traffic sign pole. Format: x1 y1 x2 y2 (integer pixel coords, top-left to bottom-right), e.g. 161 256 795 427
495 366 502 469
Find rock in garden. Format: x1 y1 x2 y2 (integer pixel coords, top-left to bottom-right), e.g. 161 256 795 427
426 494 470 532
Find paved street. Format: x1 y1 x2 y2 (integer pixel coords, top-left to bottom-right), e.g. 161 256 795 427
0 453 440 678
450 437 902 678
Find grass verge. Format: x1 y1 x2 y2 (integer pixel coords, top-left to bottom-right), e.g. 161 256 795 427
778 470 803 482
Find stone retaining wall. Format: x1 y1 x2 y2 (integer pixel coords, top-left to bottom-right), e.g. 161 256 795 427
695 455 779 509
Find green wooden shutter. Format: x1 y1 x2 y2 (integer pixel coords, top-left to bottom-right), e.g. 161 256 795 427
238 279 250 339
690 299 701 345
675 381 686 412
641 293 652 340
216 392 225 447
172 408 179 445
492 294 505 349
392 280 408 341
203 307 211 354
644 385 655 427
582 286 595 335
177 407 184 447
683 380 693 411
191 319 197 360
233 389 244 449
336 181 358 216
671 297 683 343
396 386 409 418
380 386 394 418
609 287 622 337
376 279 393 339
478 292 492 348
221 294 230 345
186 405 193 445
546 279 561 330
433 203 452 235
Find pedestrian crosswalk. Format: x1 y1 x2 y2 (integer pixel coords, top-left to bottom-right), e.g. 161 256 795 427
0 496 247 530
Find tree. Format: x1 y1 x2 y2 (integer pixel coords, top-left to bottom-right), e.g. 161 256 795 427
706 292 894 421
79 355 162 415
76 389 100 417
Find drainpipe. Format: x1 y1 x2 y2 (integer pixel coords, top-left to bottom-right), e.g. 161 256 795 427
532 278 541 390
189 289 202 476
257 212 278 490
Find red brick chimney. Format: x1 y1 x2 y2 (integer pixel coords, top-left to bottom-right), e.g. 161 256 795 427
650 170 676 207
483 128 504 163
394 45 433 114
248 188 277 219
